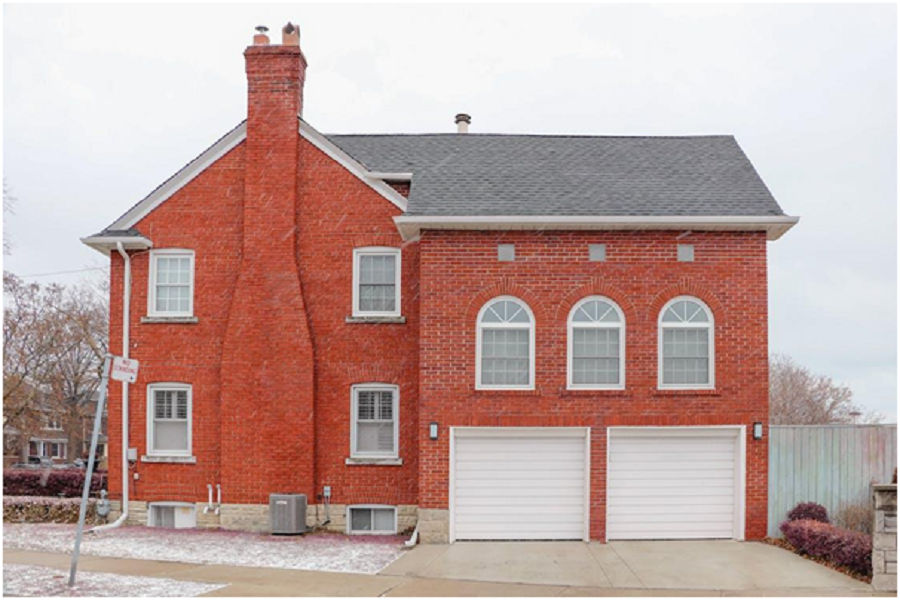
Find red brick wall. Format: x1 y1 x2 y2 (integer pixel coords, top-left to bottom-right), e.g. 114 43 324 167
106 143 245 504
105 135 419 509
417 230 770 540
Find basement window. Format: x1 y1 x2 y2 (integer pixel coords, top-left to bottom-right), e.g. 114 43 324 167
347 505 397 535
149 502 196 529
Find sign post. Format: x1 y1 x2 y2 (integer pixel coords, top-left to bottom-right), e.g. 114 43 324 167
69 355 138 586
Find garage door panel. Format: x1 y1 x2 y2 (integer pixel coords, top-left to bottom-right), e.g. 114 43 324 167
610 469 735 480
608 494 734 506
609 503 733 516
456 495 585 508
453 430 587 541
608 429 741 541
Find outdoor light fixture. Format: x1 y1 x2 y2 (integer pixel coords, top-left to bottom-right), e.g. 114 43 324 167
753 422 763 440
429 422 439 440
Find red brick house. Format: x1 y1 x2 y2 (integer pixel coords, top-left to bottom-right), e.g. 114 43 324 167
83 24 797 542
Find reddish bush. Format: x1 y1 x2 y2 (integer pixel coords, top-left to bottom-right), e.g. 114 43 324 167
780 519 872 577
3 469 106 498
787 502 829 524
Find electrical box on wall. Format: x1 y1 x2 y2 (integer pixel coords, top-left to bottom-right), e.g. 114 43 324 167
127 448 138 462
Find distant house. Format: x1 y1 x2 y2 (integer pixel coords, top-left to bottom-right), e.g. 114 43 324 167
3 392 108 470
82 23 797 542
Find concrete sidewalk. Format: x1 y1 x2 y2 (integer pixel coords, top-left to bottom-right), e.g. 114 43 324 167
3 545 889 597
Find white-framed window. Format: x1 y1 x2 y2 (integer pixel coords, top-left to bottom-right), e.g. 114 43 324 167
147 383 192 456
148 249 195 317
476 296 535 390
658 296 715 389
352 247 401 317
567 296 625 390
29 440 66 459
346 505 397 534
45 416 63 431
350 384 399 459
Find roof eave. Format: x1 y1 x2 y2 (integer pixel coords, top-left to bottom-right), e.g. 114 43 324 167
81 235 154 256
393 215 800 242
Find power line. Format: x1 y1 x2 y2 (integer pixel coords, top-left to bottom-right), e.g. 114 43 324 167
15 266 109 279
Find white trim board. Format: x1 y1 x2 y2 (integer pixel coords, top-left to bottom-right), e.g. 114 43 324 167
393 215 800 241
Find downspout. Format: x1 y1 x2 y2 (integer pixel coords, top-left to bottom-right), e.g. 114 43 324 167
90 241 131 532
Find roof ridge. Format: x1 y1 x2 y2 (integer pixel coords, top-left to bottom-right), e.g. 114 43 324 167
325 133 737 140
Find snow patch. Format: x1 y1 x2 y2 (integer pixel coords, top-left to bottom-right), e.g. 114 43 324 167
4 524 407 574
3 564 226 597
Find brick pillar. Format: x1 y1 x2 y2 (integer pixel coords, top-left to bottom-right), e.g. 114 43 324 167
873 484 897 592
220 24 316 508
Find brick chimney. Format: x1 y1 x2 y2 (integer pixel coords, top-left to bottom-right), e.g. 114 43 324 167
220 24 316 505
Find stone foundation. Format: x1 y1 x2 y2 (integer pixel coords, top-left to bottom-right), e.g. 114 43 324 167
417 508 449 544
107 500 420 536
873 484 897 592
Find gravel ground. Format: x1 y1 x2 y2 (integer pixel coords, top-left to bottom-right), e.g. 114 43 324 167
3 563 226 597
4 524 408 575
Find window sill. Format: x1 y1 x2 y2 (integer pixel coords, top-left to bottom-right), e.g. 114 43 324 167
141 455 197 464
345 457 403 466
653 388 720 397
345 316 406 324
560 388 629 398
141 316 199 324
472 387 542 397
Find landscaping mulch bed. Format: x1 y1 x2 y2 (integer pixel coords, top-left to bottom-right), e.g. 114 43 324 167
763 536 872 584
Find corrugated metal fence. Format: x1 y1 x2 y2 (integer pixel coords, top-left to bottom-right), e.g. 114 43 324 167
768 424 897 537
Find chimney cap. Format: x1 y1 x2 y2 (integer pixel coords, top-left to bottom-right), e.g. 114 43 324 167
255 25 269 34
455 113 472 124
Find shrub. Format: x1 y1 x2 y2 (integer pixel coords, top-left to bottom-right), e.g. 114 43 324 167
780 519 872 577
3 496 103 524
833 502 874 535
787 502 829 524
3 469 106 498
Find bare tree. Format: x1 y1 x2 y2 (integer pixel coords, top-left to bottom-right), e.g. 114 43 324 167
770 353 883 425
3 273 109 460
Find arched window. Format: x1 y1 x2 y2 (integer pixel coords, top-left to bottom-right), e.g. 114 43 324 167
568 297 625 389
476 297 535 389
658 296 715 389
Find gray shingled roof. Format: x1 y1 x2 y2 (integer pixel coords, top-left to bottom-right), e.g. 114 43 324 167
326 134 784 217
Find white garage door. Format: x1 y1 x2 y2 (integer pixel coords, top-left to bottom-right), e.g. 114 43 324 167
452 428 589 541
607 428 744 541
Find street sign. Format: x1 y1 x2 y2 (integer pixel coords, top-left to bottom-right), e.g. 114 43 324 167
111 357 139 383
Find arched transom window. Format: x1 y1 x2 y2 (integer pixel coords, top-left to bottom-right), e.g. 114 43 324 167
658 296 715 389
568 297 625 389
477 297 535 389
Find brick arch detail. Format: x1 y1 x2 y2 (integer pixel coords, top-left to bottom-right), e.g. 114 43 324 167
351 233 401 249
647 278 725 323
555 279 638 324
344 364 404 385
464 279 547 325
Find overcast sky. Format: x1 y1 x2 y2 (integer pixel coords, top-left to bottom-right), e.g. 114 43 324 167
3 4 896 420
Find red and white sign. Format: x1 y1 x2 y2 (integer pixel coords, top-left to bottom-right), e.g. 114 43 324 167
111 357 139 383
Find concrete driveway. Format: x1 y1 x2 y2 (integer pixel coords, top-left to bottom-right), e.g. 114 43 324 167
382 540 875 594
